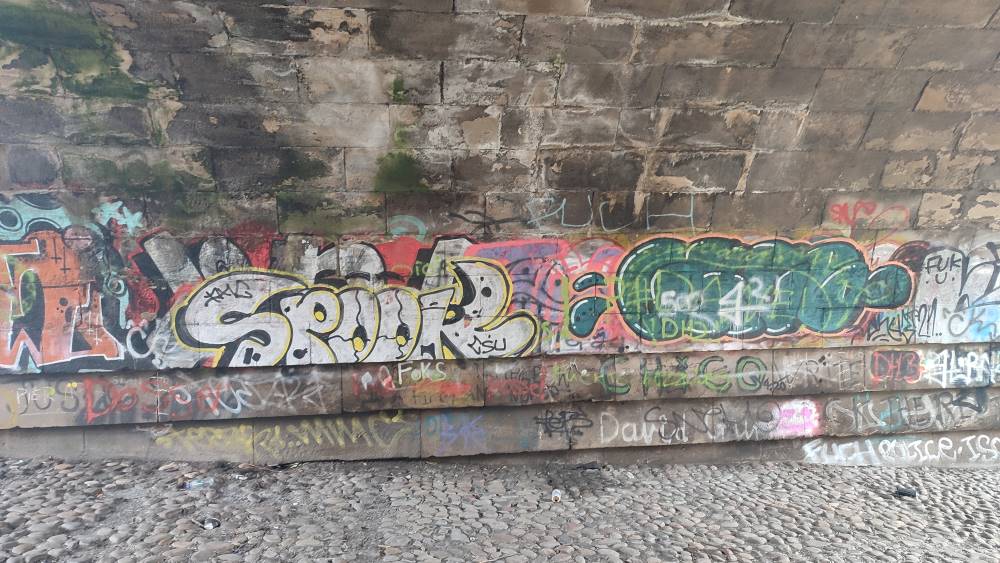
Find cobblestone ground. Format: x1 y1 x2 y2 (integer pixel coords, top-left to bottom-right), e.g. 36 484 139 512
0 457 997 563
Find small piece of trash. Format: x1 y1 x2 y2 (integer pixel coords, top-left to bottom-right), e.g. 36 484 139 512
234 474 249 481
192 517 221 530
573 462 601 471
892 486 918 498
158 462 179 472
551 489 562 503
183 477 216 491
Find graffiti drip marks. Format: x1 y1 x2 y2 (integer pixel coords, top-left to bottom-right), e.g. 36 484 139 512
173 260 540 368
570 236 913 342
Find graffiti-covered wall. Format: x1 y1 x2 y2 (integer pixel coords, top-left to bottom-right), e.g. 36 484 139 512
2 0 1000 464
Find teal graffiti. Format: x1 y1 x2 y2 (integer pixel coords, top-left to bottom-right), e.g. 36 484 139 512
568 296 610 339
571 236 913 342
572 272 605 292
388 215 428 241
94 201 144 235
0 194 74 241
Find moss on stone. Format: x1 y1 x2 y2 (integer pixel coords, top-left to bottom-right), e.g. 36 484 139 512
374 152 428 194
390 76 407 103
0 2 148 99
68 156 214 229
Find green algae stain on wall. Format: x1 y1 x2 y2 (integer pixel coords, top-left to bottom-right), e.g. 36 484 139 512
374 152 429 194
0 2 148 99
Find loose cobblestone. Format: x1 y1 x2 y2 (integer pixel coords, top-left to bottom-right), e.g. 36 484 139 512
0 458 997 561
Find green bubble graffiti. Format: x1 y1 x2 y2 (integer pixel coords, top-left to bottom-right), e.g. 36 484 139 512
569 236 913 342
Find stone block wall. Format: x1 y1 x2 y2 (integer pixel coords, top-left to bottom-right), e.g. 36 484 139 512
1 0 1000 465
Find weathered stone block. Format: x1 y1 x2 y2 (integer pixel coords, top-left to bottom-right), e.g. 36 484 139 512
167 102 391 148
916 192 963 228
658 67 821 106
880 152 988 191
312 0 452 10
916 72 1000 112
501 108 620 148
452 150 537 191
211 147 345 193
975 157 1000 190
812 69 930 111
753 111 804 150
165 102 288 147
67 102 153 146
711 191 824 231
747 152 885 192
779 24 911 69
967 193 1000 228
833 0 888 24
171 53 300 102
540 149 644 190
371 12 522 60
94 0 227 53
254 412 420 463
620 108 759 149
142 191 278 235
392 105 501 150
753 111 868 150
881 0 1000 26
634 23 789 66
0 97 155 146
520 17 635 63
301 59 440 104
444 61 558 106
558 64 663 108
899 30 1000 71
590 0 725 17
2 145 61 190
0 426 84 459
730 0 841 22
457 0 589 14
863 112 968 151
643 152 746 192
0 44 58 97
277 190 385 236
960 114 1000 151
796 112 869 150
215 4 370 56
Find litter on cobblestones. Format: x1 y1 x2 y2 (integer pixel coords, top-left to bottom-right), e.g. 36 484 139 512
551 489 562 503
893 486 918 499
193 517 222 530
183 477 216 490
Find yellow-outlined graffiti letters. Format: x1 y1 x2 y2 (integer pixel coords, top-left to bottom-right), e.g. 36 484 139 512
173 259 541 368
